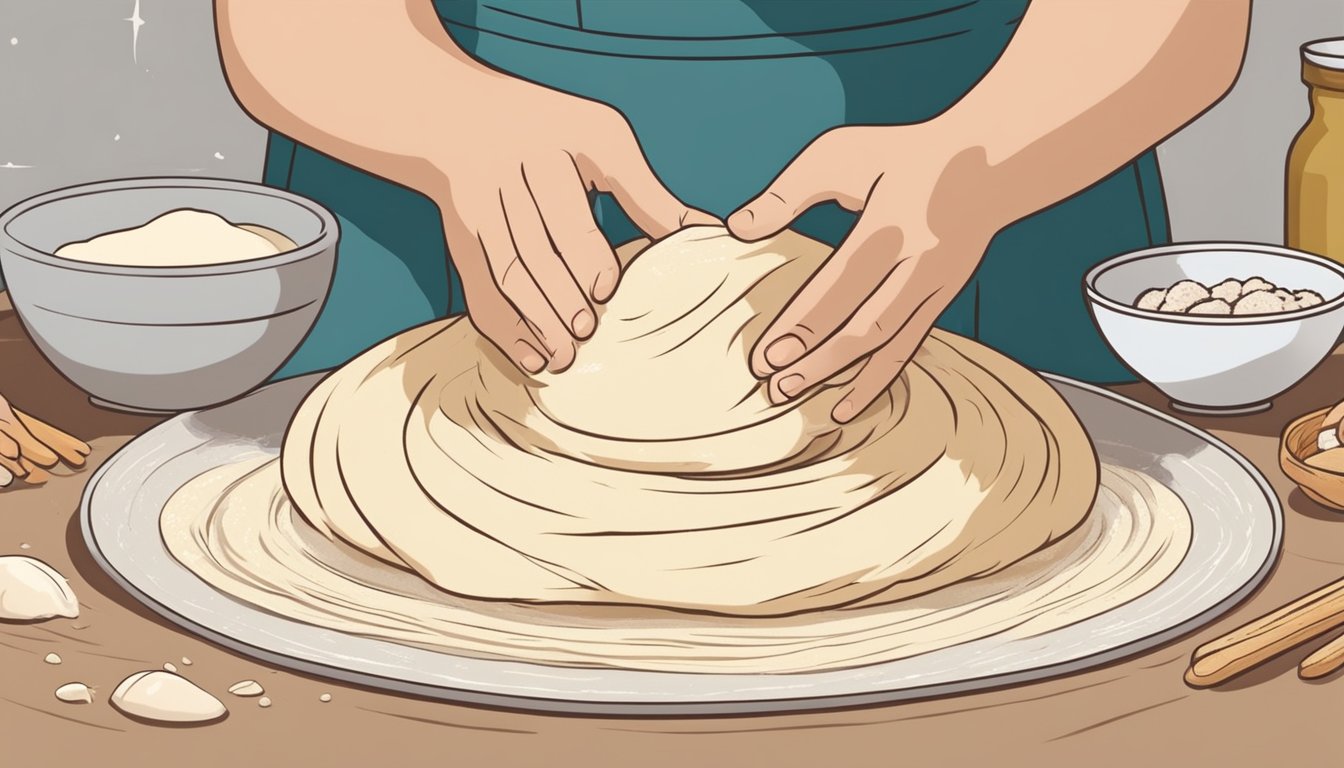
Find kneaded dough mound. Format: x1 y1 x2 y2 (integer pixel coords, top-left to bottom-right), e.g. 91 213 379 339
280 227 1100 616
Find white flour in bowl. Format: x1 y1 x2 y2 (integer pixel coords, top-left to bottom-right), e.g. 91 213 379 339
54 208 296 267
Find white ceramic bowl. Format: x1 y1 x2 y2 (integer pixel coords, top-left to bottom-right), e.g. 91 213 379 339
0 177 338 413
1085 242 1344 415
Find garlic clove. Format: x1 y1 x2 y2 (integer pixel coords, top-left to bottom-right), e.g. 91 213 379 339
1320 428 1342 453
0 556 79 621
110 670 227 724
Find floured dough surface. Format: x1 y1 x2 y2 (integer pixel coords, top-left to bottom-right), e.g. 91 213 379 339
55 209 296 267
161 455 1189 673
278 227 1102 616
160 226 1193 673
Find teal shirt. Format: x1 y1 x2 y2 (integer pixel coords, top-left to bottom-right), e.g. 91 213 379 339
264 0 1168 383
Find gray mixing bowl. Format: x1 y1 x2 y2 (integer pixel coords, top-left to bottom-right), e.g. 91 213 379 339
0 177 338 412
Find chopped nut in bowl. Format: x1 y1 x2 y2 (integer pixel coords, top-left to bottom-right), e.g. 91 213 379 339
1085 242 1344 415
1133 276 1324 317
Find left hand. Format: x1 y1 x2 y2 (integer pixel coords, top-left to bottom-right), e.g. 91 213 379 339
727 124 1010 423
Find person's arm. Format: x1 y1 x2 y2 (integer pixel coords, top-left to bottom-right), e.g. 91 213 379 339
215 0 713 373
728 0 1249 422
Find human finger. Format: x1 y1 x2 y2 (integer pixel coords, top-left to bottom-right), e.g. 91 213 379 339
525 156 622 303
750 218 904 378
502 179 594 339
727 132 869 242
827 291 947 423
578 131 718 240
447 221 549 374
479 200 577 372
769 255 948 407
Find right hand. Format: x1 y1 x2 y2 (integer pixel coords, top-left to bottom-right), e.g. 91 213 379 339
427 72 717 374
0 394 90 489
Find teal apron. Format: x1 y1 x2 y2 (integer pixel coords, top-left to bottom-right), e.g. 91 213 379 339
264 0 1169 383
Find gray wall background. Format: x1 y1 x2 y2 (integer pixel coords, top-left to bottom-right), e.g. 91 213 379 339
1 0 1341 291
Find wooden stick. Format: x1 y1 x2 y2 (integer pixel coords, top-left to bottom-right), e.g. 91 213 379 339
13 408 90 466
1299 630 1344 679
1185 575 1344 688
17 456 48 485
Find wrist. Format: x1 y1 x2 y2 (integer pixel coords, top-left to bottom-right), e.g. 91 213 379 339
904 118 1024 234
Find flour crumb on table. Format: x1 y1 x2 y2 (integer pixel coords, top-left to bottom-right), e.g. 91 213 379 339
54 682 93 704
110 670 227 724
163 662 177 673
0 556 79 621
44 652 61 665
18 543 30 550
257 696 272 709
319 693 332 703
227 680 264 697
180 656 193 666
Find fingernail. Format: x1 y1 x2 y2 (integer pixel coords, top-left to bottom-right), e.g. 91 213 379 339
515 342 546 374
571 309 595 338
592 270 617 303
777 373 805 398
765 335 806 369
547 343 577 373
833 399 856 423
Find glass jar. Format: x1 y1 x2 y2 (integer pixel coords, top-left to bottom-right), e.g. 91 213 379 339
1287 39 1344 260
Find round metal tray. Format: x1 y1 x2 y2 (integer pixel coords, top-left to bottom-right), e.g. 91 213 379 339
81 373 1281 715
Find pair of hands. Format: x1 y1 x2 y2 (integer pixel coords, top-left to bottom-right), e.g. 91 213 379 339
432 75 1003 423
0 394 91 489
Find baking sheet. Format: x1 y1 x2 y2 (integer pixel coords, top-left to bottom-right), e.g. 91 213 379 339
80 373 1281 715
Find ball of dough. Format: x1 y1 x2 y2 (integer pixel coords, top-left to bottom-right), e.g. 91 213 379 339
1187 298 1233 316
1209 279 1242 303
278 227 1101 616
1241 277 1276 296
1232 289 1286 315
1158 280 1211 313
1134 288 1167 311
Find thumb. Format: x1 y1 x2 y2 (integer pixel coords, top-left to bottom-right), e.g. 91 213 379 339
585 142 719 240
728 161 835 242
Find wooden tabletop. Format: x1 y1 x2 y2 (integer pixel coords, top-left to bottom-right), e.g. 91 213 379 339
2 291 1343 767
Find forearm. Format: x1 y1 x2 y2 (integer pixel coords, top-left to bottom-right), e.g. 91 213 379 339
215 0 488 194
938 0 1249 223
